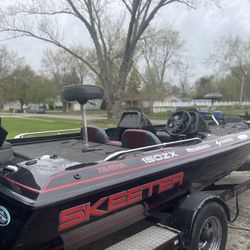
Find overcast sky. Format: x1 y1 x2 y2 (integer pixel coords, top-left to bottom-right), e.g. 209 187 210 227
1 0 250 81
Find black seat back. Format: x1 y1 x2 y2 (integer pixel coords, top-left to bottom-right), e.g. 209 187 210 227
116 111 155 140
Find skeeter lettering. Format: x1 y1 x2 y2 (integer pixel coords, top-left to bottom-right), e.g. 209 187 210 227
58 171 184 231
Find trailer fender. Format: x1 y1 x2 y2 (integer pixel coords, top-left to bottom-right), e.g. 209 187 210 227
170 191 230 246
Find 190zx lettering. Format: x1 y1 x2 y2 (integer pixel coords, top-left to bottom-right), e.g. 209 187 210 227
141 151 178 164
58 171 184 231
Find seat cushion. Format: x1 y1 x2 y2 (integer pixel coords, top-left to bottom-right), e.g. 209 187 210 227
121 129 161 149
81 126 109 144
86 125 109 144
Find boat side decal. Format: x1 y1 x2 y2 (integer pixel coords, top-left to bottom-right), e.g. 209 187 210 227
186 144 211 153
58 171 184 231
216 137 234 146
141 151 178 164
238 134 248 140
97 163 128 174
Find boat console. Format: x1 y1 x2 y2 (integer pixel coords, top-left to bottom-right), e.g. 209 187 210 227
106 109 155 141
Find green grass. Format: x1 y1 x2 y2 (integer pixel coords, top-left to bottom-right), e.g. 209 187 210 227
1 116 117 139
216 107 250 116
2 106 249 139
89 119 117 127
148 111 172 120
46 109 107 115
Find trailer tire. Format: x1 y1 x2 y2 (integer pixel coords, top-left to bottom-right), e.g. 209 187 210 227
189 201 228 250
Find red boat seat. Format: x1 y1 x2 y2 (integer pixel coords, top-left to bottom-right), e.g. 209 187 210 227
84 126 122 146
121 129 161 149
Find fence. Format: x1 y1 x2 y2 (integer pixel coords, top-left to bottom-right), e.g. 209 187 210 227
149 101 250 113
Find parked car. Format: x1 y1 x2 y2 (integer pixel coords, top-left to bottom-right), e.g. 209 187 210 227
25 105 46 114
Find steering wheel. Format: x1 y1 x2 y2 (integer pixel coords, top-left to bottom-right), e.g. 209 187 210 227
166 110 192 136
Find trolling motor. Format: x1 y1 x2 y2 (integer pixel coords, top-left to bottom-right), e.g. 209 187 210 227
63 84 104 151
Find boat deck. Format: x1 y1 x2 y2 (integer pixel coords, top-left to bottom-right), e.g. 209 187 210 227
12 139 126 163
209 121 248 136
11 121 249 164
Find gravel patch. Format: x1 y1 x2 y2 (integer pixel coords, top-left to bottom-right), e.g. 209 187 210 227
226 173 250 250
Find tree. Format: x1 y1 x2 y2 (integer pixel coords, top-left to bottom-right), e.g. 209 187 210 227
175 60 193 97
2 65 35 111
125 67 142 106
27 75 57 104
216 75 241 101
194 76 216 99
0 46 23 109
139 26 185 95
208 35 250 102
141 66 164 102
0 0 219 118
0 46 22 93
42 48 92 109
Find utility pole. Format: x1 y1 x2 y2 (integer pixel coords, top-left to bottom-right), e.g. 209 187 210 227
240 74 245 103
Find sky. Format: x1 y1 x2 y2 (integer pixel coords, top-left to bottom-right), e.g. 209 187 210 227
1 0 250 81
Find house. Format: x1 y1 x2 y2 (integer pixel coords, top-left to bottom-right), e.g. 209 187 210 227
142 95 182 108
66 100 102 111
3 101 21 112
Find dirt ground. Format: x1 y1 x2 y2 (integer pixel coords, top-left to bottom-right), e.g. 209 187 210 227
224 172 250 250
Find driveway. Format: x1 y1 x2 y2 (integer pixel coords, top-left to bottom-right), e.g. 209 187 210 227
225 172 250 250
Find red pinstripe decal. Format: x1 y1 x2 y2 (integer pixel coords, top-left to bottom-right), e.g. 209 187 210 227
3 175 41 194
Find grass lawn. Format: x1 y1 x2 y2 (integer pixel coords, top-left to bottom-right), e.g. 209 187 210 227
1 116 117 139
216 107 250 116
46 109 107 115
1 106 249 138
148 112 171 120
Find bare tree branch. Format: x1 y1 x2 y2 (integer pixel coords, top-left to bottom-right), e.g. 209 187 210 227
1 27 100 78
0 0 220 118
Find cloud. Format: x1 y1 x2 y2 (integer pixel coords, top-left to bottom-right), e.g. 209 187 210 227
160 0 250 80
0 0 249 80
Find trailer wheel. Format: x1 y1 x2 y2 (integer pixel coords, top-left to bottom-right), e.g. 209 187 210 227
189 202 228 250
